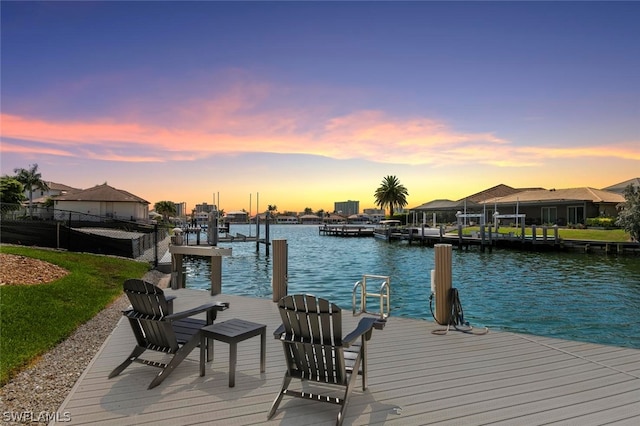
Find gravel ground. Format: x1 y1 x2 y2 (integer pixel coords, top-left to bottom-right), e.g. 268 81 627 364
0 269 170 425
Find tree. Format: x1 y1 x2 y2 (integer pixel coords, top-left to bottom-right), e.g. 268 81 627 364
374 175 409 217
13 164 49 218
616 184 640 242
154 200 177 223
304 207 313 215
0 176 25 214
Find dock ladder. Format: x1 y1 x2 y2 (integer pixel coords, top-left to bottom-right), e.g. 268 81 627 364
352 274 390 319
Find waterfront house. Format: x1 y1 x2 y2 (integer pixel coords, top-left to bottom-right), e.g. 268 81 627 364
324 213 347 224
347 214 372 224
224 210 248 223
483 187 625 226
410 184 532 225
299 214 321 224
412 181 630 227
411 199 483 224
53 183 150 222
276 215 299 224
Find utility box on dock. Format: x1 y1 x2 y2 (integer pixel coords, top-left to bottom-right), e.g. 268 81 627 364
171 228 184 245
434 244 453 325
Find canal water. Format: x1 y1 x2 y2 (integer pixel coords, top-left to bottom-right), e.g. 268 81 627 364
184 224 640 349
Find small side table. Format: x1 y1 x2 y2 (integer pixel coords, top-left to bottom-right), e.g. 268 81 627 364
200 318 266 387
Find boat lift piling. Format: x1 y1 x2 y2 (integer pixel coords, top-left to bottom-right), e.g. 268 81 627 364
272 239 288 301
433 244 453 325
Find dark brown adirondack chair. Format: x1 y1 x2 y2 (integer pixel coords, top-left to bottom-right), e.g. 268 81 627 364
108 279 229 389
268 294 385 426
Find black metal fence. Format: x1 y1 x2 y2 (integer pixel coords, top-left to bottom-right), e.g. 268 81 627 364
0 209 168 266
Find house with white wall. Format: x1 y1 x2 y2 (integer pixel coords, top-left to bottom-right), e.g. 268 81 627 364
15 181 81 219
53 183 149 222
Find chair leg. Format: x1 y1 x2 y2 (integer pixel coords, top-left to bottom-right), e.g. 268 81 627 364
338 355 362 426
148 336 200 389
108 346 146 379
267 373 292 420
360 339 367 391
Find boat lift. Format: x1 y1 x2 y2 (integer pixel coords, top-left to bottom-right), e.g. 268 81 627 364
352 274 390 319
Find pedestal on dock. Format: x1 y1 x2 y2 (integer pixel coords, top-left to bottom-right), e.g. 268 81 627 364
169 245 232 295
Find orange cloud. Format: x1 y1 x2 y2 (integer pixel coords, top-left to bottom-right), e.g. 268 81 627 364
518 144 640 161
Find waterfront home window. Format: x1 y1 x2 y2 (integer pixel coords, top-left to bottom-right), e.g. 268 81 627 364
541 207 557 225
567 206 584 225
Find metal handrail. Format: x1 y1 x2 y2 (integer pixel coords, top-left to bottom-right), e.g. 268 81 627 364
352 274 390 319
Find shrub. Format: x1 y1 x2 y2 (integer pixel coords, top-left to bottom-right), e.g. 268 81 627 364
586 217 617 229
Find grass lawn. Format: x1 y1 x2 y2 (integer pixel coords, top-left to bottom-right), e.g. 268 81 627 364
462 226 631 242
0 245 150 385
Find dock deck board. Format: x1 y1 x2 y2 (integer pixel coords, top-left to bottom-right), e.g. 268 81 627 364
54 289 640 425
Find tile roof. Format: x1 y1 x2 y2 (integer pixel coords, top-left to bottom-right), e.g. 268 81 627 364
462 184 524 203
412 199 482 210
54 183 149 204
44 181 81 193
602 177 640 193
484 187 625 204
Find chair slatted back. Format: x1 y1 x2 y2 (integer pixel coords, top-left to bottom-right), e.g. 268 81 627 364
278 294 347 385
123 279 178 352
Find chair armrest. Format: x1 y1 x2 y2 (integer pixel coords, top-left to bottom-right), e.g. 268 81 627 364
165 302 228 321
273 324 285 339
165 295 176 314
343 317 378 347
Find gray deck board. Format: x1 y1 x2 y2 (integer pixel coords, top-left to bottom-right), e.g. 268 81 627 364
53 289 640 425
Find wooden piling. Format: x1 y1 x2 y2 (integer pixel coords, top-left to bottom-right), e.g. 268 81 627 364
434 244 453 325
272 239 288 302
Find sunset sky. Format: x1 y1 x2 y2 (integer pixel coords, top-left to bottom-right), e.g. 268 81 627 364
1 1 638 215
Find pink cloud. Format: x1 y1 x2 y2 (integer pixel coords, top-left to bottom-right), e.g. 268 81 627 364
2 89 637 168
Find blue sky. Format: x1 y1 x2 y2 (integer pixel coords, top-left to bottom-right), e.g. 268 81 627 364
1 1 638 213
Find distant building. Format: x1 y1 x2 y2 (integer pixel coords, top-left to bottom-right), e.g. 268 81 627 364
300 214 322 224
195 202 215 213
276 215 299 224
363 208 385 223
334 200 359 216
225 211 248 223
174 202 187 217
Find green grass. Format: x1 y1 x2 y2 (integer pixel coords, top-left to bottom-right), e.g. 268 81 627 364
462 226 631 242
0 245 150 385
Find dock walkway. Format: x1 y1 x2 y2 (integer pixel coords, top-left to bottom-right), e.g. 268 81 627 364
319 225 375 237
55 290 640 425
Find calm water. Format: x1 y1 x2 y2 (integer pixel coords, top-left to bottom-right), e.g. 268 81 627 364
184 224 640 349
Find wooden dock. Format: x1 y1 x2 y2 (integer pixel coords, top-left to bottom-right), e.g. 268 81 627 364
319 225 375 237
54 289 640 425
375 228 640 255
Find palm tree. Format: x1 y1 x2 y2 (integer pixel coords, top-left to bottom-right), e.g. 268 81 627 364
374 175 409 217
154 200 177 223
13 164 49 218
